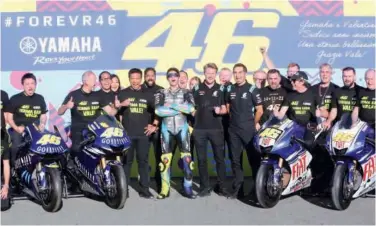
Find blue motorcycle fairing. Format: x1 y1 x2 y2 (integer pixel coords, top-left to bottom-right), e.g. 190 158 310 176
85 115 131 152
327 114 375 166
254 116 306 162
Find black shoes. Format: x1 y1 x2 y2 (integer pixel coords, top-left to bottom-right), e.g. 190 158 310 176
197 187 212 197
138 189 154 199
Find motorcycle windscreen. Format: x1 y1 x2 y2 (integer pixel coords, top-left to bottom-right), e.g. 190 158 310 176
258 116 291 147
88 115 131 151
28 123 69 155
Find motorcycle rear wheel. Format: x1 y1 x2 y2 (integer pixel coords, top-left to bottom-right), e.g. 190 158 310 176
256 164 282 208
105 165 127 209
41 167 63 212
331 164 353 210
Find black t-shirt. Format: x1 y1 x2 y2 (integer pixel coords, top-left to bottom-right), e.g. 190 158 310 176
225 82 262 130
281 75 294 93
7 92 48 126
332 84 363 121
311 82 339 112
1 90 10 129
143 82 164 124
192 82 225 130
356 88 375 125
96 89 115 107
62 88 107 130
282 88 318 126
259 86 287 124
118 87 154 137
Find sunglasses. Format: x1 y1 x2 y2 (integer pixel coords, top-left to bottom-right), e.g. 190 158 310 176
167 72 179 77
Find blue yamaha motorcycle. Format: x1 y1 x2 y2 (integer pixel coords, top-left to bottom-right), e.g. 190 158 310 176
327 113 375 210
63 115 131 209
10 122 68 212
253 115 323 208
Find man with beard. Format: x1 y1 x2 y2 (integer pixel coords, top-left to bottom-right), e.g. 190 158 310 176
154 67 196 199
6 73 48 167
192 63 228 197
259 69 287 126
253 70 267 89
143 67 164 193
323 67 364 129
352 69 375 128
96 71 116 106
259 47 299 92
226 63 263 199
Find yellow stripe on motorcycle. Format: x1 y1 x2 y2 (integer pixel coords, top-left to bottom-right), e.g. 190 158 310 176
45 162 59 168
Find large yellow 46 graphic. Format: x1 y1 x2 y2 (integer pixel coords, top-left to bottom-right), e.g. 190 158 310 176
36 134 61 145
122 11 279 72
101 127 124 139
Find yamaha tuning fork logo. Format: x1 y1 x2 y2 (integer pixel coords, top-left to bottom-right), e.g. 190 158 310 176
19 35 102 65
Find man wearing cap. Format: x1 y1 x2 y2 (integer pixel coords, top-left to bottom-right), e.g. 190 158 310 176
273 71 320 148
154 67 196 199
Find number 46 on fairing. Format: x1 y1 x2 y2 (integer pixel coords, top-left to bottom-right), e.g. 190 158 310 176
36 134 61 145
122 11 279 72
100 127 123 138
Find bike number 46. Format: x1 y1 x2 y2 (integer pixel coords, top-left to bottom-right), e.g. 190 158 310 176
36 134 61 145
101 127 123 138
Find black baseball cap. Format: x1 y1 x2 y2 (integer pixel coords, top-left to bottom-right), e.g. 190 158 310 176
290 71 309 82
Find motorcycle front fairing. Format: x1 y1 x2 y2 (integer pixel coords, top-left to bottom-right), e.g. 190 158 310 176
328 114 376 198
86 115 131 154
73 115 132 195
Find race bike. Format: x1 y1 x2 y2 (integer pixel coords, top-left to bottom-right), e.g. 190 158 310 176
10 121 68 212
253 115 323 208
63 115 131 209
327 113 375 210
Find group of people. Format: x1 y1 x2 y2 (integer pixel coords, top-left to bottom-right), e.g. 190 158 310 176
1 60 375 203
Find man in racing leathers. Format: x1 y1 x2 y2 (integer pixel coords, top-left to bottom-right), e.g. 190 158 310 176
154 67 196 199
323 67 364 129
351 69 375 131
259 69 287 126
57 71 119 168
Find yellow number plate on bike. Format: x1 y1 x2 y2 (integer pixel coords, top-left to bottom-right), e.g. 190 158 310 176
332 132 355 142
259 128 283 140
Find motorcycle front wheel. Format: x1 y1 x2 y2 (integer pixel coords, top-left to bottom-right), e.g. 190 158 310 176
105 164 127 209
331 164 353 210
40 167 63 212
256 164 282 208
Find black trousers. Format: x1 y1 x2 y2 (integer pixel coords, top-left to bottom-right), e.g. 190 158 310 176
123 136 151 190
228 127 260 188
10 131 23 168
150 131 162 192
70 127 85 154
193 129 226 189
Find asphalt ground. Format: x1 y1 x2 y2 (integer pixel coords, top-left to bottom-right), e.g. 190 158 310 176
1 178 375 225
